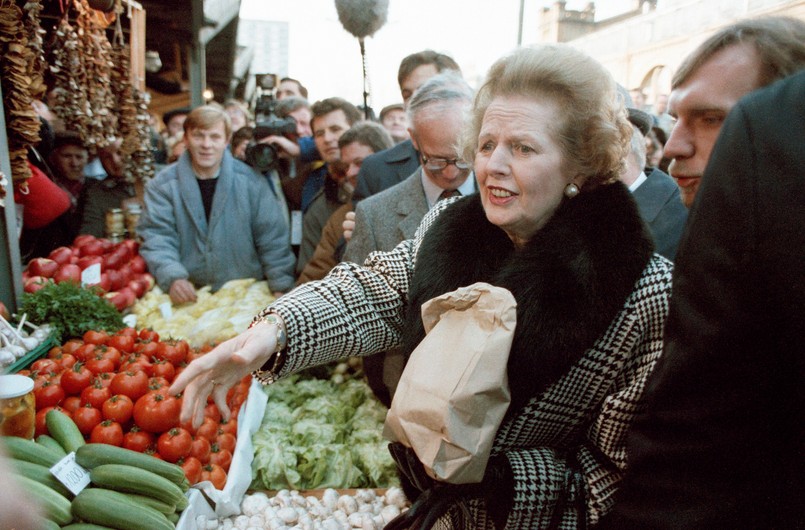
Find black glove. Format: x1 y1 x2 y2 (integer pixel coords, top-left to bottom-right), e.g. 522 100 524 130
387 443 514 530
388 442 436 498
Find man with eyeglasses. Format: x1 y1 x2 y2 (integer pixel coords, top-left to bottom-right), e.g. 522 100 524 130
343 71 476 406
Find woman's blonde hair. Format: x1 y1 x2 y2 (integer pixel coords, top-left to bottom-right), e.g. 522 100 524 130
462 44 631 187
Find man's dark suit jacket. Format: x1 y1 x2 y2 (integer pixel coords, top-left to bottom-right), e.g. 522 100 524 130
632 168 688 260
601 70 805 529
352 139 419 201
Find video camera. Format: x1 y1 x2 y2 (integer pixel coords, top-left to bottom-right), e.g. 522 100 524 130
244 118 298 173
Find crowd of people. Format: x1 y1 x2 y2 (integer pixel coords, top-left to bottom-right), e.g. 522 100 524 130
4 13 804 530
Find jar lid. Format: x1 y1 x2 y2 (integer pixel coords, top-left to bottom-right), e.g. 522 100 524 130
0 374 34 399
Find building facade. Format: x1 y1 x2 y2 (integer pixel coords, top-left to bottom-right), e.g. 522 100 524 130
539 0 805 106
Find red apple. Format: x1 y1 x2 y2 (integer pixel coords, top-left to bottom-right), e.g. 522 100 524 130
127 279 147 298
53 263 81 284
106 269 124 291
73 234 96 248
104 291 127 311
77 255 104 271
118 286 137 308
121 239 140 255
24 276 51 293
27 258 59 278
78 240 104 257
129 255 148 274
48 246 74 265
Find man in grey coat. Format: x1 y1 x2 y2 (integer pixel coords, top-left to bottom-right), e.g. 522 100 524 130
344 72 476 405
139 105 295 304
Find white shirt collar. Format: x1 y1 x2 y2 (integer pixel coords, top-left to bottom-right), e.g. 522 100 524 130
628 171 648 192
421 170 476 208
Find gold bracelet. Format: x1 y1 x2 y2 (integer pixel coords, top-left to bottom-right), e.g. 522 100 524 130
259 312 287 383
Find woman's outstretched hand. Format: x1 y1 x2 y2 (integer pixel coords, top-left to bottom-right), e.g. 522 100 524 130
169 321 277 428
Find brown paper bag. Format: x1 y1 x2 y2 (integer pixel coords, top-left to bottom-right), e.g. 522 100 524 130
383 282 517 484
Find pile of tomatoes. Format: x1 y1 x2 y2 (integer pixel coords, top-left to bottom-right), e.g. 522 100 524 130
18 327 251 489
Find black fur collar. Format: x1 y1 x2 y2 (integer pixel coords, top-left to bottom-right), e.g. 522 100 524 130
401 183 654 412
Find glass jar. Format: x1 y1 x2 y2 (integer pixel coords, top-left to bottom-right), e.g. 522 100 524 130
0 374 36 439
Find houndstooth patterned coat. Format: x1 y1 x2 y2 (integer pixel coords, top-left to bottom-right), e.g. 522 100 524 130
258 184 674 529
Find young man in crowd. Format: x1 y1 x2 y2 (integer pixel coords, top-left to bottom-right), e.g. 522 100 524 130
138 105 294 304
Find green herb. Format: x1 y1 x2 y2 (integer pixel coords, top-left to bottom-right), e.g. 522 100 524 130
20 282 125 342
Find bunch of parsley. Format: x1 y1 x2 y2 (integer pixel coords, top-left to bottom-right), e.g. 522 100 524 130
20 282 125 342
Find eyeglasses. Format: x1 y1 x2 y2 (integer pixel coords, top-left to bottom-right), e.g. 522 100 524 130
420 155 471 172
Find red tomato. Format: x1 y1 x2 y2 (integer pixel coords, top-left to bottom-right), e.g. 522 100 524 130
148 376 170 392
190 436 212 463
85 356 115 375
217 418 237 437
35 406 69 437
35 381 65 408
200 464 227 490
123 426 154 453
157 427 193 463
150 360 175 382
180 456 203 485
195 417 219 442
30 358 60 374
80 383 111 409
73 404 103 435
61 339 84 355
155 342 185 365
53 352 77 371
102 394 134 424
47 346 63 358
215 432 236 454
62 396 82 414
90 420 124 446
134 340 159 358
133 392 180 433
138 329 160 342
204 403 222 423
83 330 109 345
73 343 97 362
110 371 149 401
107 334 135 353
122 354 153 376
116 327 138 339
98 346 122 368
209 446 232 472
61 362 93 395
93 372 115 389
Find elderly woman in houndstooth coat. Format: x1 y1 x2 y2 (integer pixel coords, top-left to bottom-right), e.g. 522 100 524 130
171 44 673 529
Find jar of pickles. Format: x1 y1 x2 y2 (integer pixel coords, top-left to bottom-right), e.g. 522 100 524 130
0 374 35 439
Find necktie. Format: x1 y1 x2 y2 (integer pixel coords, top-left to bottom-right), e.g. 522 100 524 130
439 189 460 201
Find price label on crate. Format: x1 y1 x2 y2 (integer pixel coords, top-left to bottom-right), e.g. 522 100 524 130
50 452 91 495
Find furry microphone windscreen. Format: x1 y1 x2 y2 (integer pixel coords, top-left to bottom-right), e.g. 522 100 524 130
334 0 389 39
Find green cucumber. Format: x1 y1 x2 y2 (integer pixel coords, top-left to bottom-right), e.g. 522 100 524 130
36 434 68 457
61 523 115 530
71 488 174 530
9 459 72 498
89 463 186 507
14 474 73 525
119 491 176 515
75 443 188 490
45 409 85 453
39 518 61 530
2 435 62 466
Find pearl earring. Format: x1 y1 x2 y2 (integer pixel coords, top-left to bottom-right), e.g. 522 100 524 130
564 183 580 198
